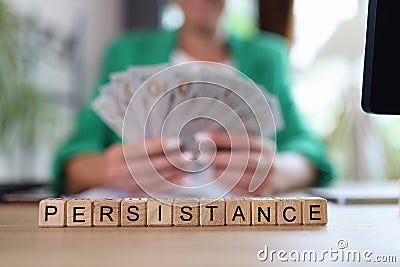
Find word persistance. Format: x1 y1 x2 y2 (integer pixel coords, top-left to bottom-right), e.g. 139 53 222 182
38 197 328 228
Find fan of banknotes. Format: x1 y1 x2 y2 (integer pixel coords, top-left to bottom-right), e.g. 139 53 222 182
92 62 283 149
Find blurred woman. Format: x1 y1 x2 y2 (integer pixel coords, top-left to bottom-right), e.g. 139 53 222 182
54 0 333 197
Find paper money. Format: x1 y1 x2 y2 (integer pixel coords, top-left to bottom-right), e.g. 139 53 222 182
91 63 284 145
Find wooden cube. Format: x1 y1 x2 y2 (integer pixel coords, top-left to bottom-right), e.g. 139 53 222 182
93 198 121 227
147 199 173 227
39 198 69 227
251 198 276 226
173 198 200 226
225 198 251 226
200 198 225 226
276 198 302 225
121 198 147 227
301 197 327 225
66 198 93 227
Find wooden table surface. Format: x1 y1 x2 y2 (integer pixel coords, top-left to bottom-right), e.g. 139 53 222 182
0 201 399 267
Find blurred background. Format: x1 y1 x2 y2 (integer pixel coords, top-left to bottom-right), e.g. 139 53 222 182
1 0 399 188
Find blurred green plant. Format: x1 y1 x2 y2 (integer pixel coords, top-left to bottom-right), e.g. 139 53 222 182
0 1 44 150
224 13 259 39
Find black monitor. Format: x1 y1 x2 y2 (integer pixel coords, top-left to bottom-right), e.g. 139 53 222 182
362 0 400 114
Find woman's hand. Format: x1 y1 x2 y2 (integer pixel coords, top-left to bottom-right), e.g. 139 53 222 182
103 138 187 195
195 131 276 196
196 132 317 196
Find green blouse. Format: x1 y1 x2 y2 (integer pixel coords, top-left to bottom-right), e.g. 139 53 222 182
53 29 334 195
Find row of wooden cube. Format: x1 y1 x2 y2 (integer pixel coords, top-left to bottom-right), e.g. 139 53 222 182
39 197 327 227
